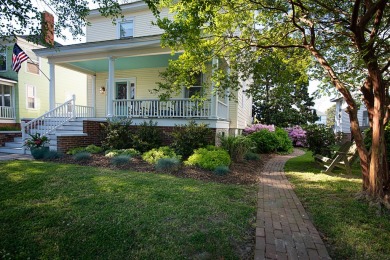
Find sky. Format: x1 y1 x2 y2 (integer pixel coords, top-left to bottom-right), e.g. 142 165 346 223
308 80 334 113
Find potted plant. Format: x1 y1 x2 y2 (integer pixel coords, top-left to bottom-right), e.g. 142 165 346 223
24 133 50 159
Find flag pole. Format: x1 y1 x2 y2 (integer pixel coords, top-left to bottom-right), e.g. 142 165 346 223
27 57 50 81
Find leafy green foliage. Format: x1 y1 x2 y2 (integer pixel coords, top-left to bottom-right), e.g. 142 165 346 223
185 147 231 170
275 128 293 154
67 145 102 156
170 121 213 159
105 148 140 158
101 118 133 150
326 105 336 128
304 124 336 156
132 120 163 153
67 147 87 155
250 50 317 127
248 128 293 154
73 152 91 161
219 135 255 162
85 145 103 154
155 158 181 172
111 155 131 166
248 130 278 154
0 125 20 131
142 146 181 165
213 166 230 176
244 152 260 161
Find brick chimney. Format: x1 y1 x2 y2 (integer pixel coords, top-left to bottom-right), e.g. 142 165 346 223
41 11 54 46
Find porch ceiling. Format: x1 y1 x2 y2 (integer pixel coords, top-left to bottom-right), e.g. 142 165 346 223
68 53 179 73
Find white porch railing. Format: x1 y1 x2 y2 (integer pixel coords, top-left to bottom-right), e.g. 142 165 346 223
22 95 77 140
217 100 228 120
0 106 15 119
113 99 212 118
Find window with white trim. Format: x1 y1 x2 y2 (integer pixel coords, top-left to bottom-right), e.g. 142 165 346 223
0 47 6 71
185 73 203 98
26 85 36 109
118 20 134 38
0 84 11 107
26 59 40 75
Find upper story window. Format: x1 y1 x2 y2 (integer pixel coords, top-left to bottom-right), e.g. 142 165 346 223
26 60 40 75
119 20 134 38
0 48 6 71
26 85 36 109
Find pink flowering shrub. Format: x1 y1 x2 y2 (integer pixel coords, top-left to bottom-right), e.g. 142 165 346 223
243 124 275 135
285 126 307 147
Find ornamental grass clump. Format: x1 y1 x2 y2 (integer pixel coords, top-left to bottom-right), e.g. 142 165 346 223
219 135 255 162
285 126 307 147
243 124 275 135
73 152 91 161
213 166 230 176
111 155 131 166
155 158 181 172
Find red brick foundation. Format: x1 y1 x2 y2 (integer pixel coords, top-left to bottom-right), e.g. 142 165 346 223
56 120 219 153
0 123 20 130
0 132 22 146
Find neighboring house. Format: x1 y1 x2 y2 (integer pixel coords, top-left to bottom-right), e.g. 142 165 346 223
331 97 369 140
17 1 253 153
0 32 88 127
314 110 327 125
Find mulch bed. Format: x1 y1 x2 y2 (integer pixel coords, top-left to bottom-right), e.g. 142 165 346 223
48 153 273 185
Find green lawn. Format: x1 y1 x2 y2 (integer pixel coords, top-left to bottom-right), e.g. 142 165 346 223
285 150 390 260
0 161 256 259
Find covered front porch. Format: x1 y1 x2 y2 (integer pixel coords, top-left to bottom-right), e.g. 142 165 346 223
0 77 17 122
34 35 229 122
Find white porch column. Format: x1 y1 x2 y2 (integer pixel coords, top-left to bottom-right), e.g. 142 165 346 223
210 57 219 118
49 62 56 110
91 75 96 117
107 56 115 117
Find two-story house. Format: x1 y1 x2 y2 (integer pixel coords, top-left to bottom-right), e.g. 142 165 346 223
331 97 369 141
2 1 253 153
0 29 88 128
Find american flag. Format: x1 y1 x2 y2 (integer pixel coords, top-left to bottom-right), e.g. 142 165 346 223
12 43 29 72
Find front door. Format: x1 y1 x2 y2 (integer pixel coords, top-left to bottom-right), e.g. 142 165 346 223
112 79 135 116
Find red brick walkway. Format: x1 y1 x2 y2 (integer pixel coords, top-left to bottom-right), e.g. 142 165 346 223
255 149 331 260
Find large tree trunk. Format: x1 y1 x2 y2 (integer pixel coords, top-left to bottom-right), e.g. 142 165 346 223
366 68 390 200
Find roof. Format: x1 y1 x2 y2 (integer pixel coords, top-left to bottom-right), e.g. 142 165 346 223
0 76 17 84
33 34 163 59
18 35 63 47
330 96 343 102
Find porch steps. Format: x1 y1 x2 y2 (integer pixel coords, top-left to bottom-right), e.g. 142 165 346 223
0 137 30 155
0 119 85 154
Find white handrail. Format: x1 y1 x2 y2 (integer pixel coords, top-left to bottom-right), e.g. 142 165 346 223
113 98 211 118
22 95 77 148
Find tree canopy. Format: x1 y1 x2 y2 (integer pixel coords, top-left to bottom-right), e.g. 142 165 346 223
145 0 390 204
0 0 122 46
250 49 317 127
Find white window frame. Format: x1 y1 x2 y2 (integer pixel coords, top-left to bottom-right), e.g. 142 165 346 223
25 58 41 76
0 47 7 72
184 73 203 98
117 18 134 39
26 85 36 110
